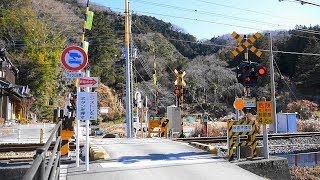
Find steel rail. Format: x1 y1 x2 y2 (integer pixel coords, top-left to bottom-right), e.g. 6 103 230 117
0 143 79 152
176 132 320 143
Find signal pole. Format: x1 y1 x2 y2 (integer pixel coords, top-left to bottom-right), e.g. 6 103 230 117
125 0 132 138
268 33 277 133
244 35 250 97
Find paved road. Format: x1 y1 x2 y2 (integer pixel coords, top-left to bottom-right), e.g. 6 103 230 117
65 138 265 180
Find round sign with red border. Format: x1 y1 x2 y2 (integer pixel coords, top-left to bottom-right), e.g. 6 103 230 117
61 46 88 71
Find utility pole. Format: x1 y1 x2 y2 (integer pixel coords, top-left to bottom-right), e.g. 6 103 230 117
129 2 134 137
125 0 132 138
268 33 277 133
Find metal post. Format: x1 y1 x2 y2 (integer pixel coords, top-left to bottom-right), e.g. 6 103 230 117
263 124 269 159
58 121 62 169
18 124 21 143
76 83 80 167
261 97 270 159
125 0 132 138
268 33 277 133
40 128 43 144
236 109 240 160
85 70 90 171
145 96 148 124
206 115 208 137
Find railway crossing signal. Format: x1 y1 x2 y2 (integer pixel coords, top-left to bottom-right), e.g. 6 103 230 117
174 69 187 138
237 62 267 87
174 69 186 86
231 31 262 57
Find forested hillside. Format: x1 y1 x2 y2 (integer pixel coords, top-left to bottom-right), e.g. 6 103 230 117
0 0 319 120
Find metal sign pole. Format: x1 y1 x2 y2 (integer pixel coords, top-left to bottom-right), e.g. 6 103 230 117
236 109 240 160
76 75 80 167
268 33 277 133
85 70 90 171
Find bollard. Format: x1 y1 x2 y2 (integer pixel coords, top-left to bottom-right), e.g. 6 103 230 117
40 128 44 144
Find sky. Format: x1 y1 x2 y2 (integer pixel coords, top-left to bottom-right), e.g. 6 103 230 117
89 0 320 40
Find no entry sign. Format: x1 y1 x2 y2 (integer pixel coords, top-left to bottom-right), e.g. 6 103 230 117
61 46 88 71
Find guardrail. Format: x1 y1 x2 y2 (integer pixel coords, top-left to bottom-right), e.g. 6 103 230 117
23 121 62 180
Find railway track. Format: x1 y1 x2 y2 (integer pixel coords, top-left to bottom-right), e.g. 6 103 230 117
0 142 81 152
176 132 320 144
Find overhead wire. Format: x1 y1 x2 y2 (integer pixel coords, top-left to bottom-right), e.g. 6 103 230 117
132 20 209 114
130 0 283 27
273 59 298 100
129 1 320 36
108 6 320 36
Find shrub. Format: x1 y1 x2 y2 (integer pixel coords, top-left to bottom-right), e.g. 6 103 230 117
297 120 320 132
287 100 318 120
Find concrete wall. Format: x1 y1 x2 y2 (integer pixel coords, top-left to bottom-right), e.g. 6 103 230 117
235 156 291 180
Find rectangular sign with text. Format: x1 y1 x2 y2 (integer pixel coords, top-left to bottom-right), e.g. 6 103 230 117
77 92 97 120
79 77 99 88
66 71 84 78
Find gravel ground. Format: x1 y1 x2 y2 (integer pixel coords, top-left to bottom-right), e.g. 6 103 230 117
0 151 52 159
210 136 320 157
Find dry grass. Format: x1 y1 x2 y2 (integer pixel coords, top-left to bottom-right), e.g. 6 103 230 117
297 120 320 132
290 166 320 180
188 121 226 137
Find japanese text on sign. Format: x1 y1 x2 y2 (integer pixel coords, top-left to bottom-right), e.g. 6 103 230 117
76 92 97 120
232 125 252 132
257 101 272 124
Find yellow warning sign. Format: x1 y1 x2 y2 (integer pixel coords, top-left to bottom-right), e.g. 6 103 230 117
257 101 273 124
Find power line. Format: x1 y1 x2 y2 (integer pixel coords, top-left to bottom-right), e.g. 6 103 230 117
273 59 298 100
130 0 283 28
112 7 320 36
279 0 320 7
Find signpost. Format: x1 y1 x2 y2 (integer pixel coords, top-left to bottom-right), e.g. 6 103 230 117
61 46 88 71
257 100 272 159
79 77 99 88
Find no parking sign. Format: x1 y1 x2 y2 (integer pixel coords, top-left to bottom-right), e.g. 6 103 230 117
61 46 88 71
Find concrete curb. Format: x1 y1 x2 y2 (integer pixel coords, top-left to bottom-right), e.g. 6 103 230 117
89 143 109 160
189 142 218 155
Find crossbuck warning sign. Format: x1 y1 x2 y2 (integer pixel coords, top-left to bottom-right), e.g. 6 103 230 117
231 31 262 57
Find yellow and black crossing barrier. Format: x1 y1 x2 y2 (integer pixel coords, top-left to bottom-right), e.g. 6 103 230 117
227 120 257 160
148 117 169 138
231 31 262 57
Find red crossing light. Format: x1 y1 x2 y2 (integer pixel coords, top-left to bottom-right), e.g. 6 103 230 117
257 67 267 75
174 89 180 95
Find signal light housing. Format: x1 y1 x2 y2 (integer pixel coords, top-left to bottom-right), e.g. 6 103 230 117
237 61 267 87
174 89 180 95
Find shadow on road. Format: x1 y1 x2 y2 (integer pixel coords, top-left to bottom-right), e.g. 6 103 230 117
118 151 220 164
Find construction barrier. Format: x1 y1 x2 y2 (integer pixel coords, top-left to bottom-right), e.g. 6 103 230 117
227 120 257 160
